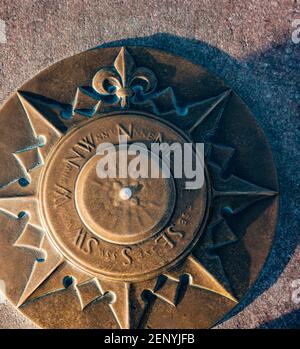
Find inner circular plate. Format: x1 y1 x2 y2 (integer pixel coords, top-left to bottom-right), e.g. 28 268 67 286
39 114 209 281
75 145 176 244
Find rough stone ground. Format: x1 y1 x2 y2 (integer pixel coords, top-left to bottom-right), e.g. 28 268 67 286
0 0 299 329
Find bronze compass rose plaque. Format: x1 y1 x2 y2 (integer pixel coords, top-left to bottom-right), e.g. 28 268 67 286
0 46 278 329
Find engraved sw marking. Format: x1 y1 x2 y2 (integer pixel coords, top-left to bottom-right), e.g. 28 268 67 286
53 184 72 208
74 228 99 255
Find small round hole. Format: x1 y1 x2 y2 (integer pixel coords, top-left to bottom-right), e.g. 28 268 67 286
18 211 27 219
36 258 45 263
18 178 30 187
63 276 73 289
221 206 234 218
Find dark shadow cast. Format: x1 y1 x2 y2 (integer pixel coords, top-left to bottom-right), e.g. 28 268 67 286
258 309 300 329
98 33 300 324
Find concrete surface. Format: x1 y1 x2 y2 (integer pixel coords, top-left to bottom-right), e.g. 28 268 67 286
0 0 299 329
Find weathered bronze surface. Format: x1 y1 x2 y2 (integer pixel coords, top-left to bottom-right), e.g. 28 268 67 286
0 46 278 329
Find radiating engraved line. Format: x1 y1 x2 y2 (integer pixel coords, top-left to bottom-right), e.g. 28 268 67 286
213 189 278 197
187 90 231 133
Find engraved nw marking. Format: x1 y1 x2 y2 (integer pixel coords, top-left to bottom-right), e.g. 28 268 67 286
77 134 96 153
54 184 72 208
66 134 96 169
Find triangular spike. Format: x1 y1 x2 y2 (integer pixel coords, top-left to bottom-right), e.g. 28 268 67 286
14 220 44 251
72 87 101 117
166 255 237 303
17 235 64 307
17 92 63 159
153 89 231 134
76 278 103 310
17 91 72 124
0 167 41 197
27 261 92 302
215 189 278 197
186 90 231 133
152 276 179 306
152 87 178 115
0 209 45 305
0 196 40 225
14 148 43 174
98 279 131 329
208 162 278 198
210 144 235 175
211 219 237 248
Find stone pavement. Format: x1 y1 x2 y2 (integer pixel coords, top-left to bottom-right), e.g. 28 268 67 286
0 0 299 329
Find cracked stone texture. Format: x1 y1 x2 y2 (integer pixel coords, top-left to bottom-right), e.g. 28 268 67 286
0 0 299 329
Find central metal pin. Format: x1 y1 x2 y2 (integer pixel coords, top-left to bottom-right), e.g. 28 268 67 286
119 187 132 201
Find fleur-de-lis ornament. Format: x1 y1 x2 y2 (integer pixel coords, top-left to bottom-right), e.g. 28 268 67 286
92 47 157 108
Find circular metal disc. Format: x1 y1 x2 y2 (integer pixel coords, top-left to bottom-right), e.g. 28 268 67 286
0 46 278 329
